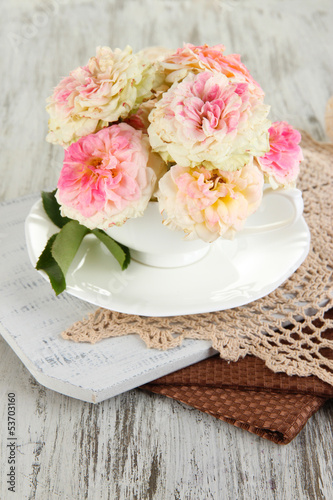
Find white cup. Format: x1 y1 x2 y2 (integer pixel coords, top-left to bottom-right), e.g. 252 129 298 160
106 187 304 268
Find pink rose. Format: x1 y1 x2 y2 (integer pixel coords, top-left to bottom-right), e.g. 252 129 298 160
159 43 264 101
257 121 303 188
46 46 155 147
157 159 264 242
56 123 157 229
148 71 270 171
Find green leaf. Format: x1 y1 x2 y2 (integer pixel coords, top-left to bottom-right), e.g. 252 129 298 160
37 191 131 296
35 234 66 295
42 190 70 228
117 241 131 270
52 221 90 276
92 229 131 270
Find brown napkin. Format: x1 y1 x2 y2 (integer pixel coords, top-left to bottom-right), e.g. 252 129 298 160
141 356 332 444
141 315 333 444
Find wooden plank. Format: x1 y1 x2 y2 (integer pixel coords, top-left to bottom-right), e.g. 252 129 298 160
0 0 332 498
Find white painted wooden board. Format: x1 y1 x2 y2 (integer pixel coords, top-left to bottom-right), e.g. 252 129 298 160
0 195 216 402
1 0 332 499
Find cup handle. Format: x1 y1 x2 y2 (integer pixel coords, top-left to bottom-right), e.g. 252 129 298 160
241 187 304 235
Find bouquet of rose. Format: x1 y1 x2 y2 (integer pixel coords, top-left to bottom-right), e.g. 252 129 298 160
39 44 303 293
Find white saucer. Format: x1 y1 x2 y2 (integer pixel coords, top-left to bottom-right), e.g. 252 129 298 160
25 199 310 317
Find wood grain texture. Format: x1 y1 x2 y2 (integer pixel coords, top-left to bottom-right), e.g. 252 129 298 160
0 197 216 402
0 0 332 498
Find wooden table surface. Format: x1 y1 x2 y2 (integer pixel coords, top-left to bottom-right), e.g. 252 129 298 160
1 1 332 499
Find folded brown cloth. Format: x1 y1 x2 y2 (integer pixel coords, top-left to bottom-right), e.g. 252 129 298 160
141 353 333 444
142 308 333 444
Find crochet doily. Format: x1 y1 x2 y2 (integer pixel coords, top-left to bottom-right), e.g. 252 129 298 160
62 132 333 386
